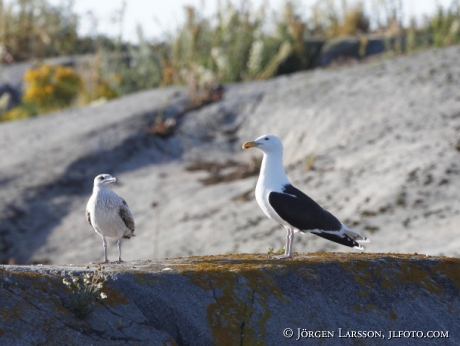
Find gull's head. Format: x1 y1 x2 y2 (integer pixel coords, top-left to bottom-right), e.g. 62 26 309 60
93 174 117 189
242 134 283 154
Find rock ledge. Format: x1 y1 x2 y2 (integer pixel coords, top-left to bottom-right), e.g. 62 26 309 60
1 253 459 345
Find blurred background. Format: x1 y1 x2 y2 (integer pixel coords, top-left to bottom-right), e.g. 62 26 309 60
1 0 459 118
1 0 460 264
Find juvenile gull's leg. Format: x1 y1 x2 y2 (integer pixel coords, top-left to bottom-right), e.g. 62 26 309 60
115 237 124 264
101 235 109 263
272 226 294 259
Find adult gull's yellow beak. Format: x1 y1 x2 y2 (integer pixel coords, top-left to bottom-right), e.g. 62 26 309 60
242 141 259 149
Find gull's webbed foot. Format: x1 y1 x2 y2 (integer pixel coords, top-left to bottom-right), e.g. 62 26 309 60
271 254 292 259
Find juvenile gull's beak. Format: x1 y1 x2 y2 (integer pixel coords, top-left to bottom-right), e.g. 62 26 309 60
107 177 118 183
242 141 259 149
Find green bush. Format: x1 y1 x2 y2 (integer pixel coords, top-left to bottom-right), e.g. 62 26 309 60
425 4 460 46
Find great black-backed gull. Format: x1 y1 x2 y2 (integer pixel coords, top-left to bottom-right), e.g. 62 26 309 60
242 134 369 259
86 174 135 263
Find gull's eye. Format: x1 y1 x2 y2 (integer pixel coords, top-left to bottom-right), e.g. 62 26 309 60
98 176 104 181
264 137 269 140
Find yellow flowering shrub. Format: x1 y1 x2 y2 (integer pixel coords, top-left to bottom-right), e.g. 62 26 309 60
2 64 83 121
23 64 82 112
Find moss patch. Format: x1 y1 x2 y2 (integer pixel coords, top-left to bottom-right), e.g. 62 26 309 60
173 258 287 346
431 259 460 290
133 272 161 285
103 283 130 307
389 310 398 320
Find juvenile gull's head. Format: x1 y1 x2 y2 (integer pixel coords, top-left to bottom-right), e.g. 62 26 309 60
93 174 117 189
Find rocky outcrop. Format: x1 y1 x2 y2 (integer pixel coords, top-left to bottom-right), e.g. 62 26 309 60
1 46 460 264
1 253 459 345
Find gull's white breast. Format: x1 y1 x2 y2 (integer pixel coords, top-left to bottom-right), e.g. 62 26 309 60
87 190 127 238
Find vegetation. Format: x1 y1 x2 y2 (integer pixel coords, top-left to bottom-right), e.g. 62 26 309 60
422 2 460 47
267 246 286 254
62 265 109 319
0 0 101 62
2 63 82 120
2 0 460 121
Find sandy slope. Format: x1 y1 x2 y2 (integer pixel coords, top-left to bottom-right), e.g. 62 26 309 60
1 46 460 264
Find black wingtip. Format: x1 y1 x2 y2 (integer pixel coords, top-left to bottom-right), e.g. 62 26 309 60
311 231 362 249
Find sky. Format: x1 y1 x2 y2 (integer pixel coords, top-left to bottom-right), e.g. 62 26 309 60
30 0 459 42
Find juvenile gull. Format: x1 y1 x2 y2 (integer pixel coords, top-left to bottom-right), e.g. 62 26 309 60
86 174 135 263
242 134 369 259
